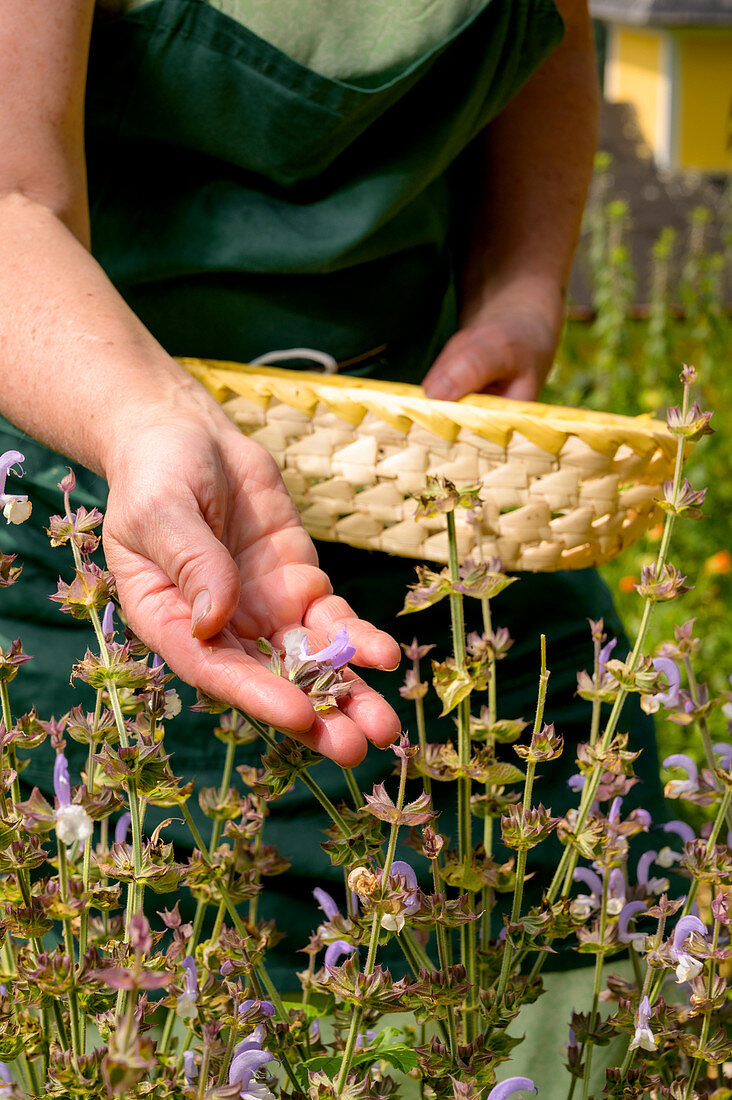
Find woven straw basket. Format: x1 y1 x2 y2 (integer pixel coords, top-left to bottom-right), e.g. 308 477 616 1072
181 358 678 572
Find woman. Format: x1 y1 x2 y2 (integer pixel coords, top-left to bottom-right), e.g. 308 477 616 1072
0 3 663 1052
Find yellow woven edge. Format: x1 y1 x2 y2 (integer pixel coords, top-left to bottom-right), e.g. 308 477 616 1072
180 358 677 460
179 357 682 571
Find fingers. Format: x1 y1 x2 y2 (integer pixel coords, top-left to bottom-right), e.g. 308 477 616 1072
300 593 401 671
422 327 513 401
137 500 243 640
283 675 401 767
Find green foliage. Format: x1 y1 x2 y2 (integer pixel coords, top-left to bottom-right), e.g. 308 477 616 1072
548 165 732 772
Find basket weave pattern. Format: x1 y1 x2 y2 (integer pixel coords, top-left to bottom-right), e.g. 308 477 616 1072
181 359 678 572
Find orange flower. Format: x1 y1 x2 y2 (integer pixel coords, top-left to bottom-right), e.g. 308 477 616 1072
704 550 732 576
619 575 637 594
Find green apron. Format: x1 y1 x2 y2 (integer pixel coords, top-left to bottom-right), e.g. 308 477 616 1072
0 0 665 985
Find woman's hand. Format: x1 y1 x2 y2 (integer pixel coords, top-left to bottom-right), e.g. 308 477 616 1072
102 400 401 767
422 284 563 404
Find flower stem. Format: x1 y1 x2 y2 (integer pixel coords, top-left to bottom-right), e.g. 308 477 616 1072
491 639 548 1012
248 714 352 835
57 842 82 1060
336 750 411 1094
343 766 364 809
479 594 497 972
648 785 731 1006
446 510 476 1040
617 913 665 1080
580 874 610 1100
0 682 21 806
683 656 732 831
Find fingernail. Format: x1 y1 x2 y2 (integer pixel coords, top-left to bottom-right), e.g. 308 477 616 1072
377 660 401 672
425 378 455 401
191 589 211 636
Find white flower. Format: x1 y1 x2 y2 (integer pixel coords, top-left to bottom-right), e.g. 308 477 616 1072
675 951 703 983
241 1083 275 1100
628 996 657 1051
1 496 31 525
176 992 198 1020
55 803 93 845
629 1024 656 1051
380 912 406 933
656 846 682 869
569 896 594 919
163 689 182 719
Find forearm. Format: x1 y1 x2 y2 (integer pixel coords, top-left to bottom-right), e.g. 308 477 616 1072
0 191 229 478
459 7 599 328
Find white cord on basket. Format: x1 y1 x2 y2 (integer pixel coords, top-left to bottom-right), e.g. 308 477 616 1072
250 348 339 374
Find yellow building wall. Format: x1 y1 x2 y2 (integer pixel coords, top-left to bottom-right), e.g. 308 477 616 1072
605 26 662 153
676 31 732 173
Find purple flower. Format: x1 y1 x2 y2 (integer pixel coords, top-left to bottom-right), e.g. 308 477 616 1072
628 996 656 1052
487 1078 537 1100
712 741 732 768
636 851 655 885
608 797 622 823
598 637 617 672
182 956 198 994
115 812 131 846
671 915 707 983
571 867 603 916
182 1050 198 1083
632 808 653 830
355 1029 378 1047
607 868 627 916
661 819 695 852
652 658 681 708
380 859 421 932
53 753 71 808
229 1031 275 1098
635 850 668 894
663 754 699 798
389 860 420 913
304 627 356 670
176 956 199 1020
102 601 115 637
313 887 340 921
0 1062 12 1099
567 774 585 792
239 999 275 1019
324 940 358 969
151 653 164 670
672 915 707 954
617 901 648 945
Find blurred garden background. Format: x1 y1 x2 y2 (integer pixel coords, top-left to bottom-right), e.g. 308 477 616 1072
549 1 732 773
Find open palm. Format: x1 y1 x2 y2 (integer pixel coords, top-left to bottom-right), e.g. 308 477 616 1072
103 416 401 766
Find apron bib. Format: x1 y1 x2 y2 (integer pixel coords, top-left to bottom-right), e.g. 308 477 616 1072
0 0 666 980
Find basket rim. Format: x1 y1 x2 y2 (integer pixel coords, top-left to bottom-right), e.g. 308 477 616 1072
180 357 672 439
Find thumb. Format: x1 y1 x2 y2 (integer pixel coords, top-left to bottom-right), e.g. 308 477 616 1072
422 329 508 401
149 503 242 639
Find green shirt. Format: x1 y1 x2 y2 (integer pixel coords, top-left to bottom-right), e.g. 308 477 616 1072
125 0 487 81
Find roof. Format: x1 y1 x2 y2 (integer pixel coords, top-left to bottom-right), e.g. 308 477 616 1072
590 0 732 25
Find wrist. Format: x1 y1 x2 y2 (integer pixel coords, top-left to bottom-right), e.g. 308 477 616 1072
101 358 236 484
460 271 565 341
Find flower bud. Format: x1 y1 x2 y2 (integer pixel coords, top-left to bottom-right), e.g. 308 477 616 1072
347 866 378 899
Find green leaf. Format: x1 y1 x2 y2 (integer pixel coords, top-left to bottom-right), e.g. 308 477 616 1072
479 762 525 785
280 1000 324 1021
432 660 474 715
